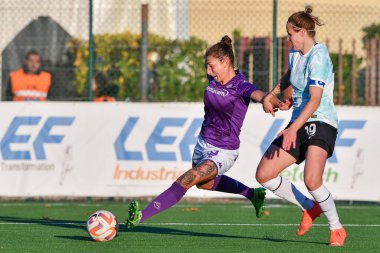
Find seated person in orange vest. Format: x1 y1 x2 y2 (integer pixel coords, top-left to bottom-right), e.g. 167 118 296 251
92 72 119 102
7 50 51 101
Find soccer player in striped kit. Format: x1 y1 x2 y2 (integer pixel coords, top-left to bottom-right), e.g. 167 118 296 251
125 35 284 228
258 7 346 246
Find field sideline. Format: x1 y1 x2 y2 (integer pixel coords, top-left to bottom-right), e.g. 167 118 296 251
0 202 379 253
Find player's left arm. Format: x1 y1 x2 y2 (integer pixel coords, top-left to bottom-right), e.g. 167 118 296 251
292 86 323 125
279 50 329 151
279 86 323 151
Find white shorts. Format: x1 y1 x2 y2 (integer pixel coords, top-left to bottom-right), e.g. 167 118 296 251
192 136 239 175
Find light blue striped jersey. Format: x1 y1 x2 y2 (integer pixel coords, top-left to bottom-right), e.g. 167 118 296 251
289 43 338 128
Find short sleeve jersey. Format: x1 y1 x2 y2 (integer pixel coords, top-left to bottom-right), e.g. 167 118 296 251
288 43 338 128
200 71 257 150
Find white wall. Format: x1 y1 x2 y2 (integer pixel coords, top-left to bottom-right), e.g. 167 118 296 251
0 102 378 201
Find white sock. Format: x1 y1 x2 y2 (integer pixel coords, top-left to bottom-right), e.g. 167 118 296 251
309 185 342 230
261 176 314 210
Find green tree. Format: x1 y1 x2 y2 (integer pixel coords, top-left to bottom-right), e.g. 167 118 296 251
68 33 208 101
330 53 363 105
363 23 380 41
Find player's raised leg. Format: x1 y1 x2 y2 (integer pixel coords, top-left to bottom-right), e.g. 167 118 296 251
197 175 267 218
125 160 218 228
256 145 315 211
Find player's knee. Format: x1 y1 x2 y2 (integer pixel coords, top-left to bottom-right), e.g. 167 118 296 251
176 169 201 189
255 168 274 184
178 160 217 189
255 170 264 184
195 160 218 176
304 177 322 191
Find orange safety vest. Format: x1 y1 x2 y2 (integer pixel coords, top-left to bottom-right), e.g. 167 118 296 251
9 69 51 101
93 96 116 102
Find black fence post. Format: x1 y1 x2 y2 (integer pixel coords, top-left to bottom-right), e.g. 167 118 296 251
140 4 149 102
87 0 94 101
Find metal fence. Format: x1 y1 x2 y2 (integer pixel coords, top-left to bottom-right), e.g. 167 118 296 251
0 0 379 104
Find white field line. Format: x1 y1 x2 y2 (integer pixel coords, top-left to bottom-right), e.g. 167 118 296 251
0 222 379 227
0 203 378 209
0 222 84 225
146 223 380 227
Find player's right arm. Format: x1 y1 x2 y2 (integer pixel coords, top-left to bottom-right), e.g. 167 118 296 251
262 69 293 114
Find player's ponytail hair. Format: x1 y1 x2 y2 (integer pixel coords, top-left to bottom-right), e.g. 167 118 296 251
205 35 235 67
287 6 323 37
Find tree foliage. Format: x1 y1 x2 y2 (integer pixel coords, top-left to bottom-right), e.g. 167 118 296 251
362 23 380 41
67 32 208 101
330 53 363 105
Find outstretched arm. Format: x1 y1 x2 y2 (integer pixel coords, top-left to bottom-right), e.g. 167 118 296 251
250 89 268 103
277 86 322 151
250 90 280 116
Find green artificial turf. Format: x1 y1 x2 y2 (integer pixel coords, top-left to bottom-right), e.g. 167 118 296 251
0 202 379 253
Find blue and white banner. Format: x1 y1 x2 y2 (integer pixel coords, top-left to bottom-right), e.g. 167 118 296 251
0 102 378 201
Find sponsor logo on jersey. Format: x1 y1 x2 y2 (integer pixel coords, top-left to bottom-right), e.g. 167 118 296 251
206 86 229 97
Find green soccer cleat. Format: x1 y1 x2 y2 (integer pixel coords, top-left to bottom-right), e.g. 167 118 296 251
125 200 142 228
250 187 266 218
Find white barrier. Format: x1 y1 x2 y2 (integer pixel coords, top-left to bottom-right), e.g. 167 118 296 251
0 102 378 201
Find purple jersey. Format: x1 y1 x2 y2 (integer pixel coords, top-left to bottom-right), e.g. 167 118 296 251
200 71 258 150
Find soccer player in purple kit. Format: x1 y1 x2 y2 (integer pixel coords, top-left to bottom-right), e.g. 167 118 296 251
125 35 283 228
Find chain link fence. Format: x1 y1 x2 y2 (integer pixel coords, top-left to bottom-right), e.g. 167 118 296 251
0 0 89 101
0 0 379 104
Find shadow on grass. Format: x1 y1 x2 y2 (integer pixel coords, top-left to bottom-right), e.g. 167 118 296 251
0 216 86 231
120 225 328 246
0 216 327 245
55 235 93 242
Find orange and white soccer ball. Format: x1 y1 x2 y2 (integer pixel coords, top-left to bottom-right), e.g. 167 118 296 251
87 210 118 242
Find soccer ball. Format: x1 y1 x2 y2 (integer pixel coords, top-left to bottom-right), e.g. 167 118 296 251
87 210 119 242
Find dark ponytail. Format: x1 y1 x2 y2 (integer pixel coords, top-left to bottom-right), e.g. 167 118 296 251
205 35 235 66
